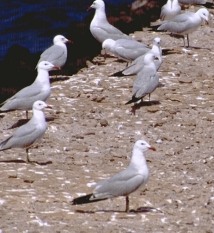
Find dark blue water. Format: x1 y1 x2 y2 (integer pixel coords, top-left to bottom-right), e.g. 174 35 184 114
0 0 134 60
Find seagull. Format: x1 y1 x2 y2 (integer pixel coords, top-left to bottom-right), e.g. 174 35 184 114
37 35 71 68
157 8 209 47
0 61 59 118
125 53 159 114
0 101 48 164
102 38 150 62
120 37 162 76
72 140 156 212
89 0 131 43
160 0 181 20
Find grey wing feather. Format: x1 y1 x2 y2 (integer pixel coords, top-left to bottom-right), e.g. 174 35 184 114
123 55 145 75
39 45 66 66
0 120 47 150
91 26 130 43
133 68 158 98
93 173 145 199
158 12 194 33
0 83 50 111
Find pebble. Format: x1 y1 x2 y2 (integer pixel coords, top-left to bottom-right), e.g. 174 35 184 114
100 119 109 127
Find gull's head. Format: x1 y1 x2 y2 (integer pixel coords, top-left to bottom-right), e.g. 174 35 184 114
53 35 71 45
197 8 209 24
90 0 105 10
102 39 115 50
37 61 60 71
134 140 156 153
33 100 47 111
153 37 161 46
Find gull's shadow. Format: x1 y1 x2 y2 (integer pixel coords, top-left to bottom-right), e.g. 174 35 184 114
162 48 182 55
188 46 212 51
139 100 160 107
33 160 53 166
8 119 29 129
130 100 160 115
168 34 212 50
74 206 161 214
132 206 163 213
0 159 26 163
0 159 52 166
46 116 55 122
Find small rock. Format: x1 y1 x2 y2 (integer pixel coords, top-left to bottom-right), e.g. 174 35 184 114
91 95 106 102
100 119 109 127
74 134 84 139
84 131 96 135
178 77 192 83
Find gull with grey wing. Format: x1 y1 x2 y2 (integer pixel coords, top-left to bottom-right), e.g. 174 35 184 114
72 140 156 212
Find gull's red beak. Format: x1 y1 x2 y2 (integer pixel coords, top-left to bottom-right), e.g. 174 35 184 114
87 3 93 11
46 105 52 109
66 39 73 44
149 146 156 151
53 66 61 70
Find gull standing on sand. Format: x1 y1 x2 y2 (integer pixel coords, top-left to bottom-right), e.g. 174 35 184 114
112 37 162 77
160 0 181 20
37 35 70 68
72 140 156 212
157 8 209 47
102 38 150 62
0 61 59 118
125 53 159 114
120 37 162 76
0 101 48 164
89 0 131 43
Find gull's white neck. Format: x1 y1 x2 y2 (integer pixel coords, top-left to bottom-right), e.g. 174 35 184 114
92 5 108 26
55 42 67 49
151 44 160 57
172 0 179 8
145 60 156 72
32 109 46 124
129 147 148 175
34 69 50 85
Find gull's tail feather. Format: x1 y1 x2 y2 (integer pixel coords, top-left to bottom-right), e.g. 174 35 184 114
125 96 140 105
0 137 11 151
110 70 125 77
71 193 107 205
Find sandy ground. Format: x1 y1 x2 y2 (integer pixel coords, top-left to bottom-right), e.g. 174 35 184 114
0 5 214 233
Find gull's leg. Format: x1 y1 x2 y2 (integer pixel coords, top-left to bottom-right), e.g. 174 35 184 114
26 148 31 163
183 35 186 47
125 196 130 212
187 34 190 48
26 110 28 119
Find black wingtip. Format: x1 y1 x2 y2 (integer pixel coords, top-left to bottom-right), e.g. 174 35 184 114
72 194 94 205
125 99 134 105
110 70 125 77
71 193 108 205
125 96 140 105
